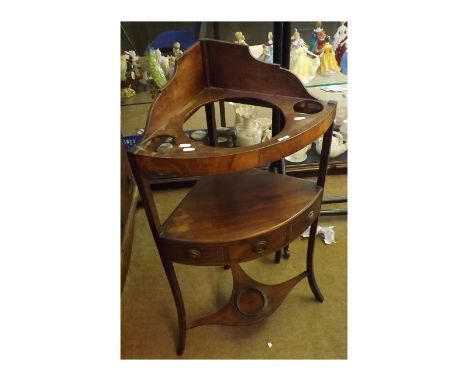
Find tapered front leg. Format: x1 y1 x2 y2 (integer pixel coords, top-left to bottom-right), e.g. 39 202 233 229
160 256 187 355
306 218 324 302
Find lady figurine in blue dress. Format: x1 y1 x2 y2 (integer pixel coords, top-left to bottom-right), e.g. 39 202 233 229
309 21 323 54
259 32 274 64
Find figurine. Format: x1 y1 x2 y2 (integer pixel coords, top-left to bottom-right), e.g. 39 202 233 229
333 22 348 67
254 117 273 142
120 55 128 83
258 45 270 62
121 87 136 98
340 51 348 75
290 28 302 66
315 131 347 157
265 32 273 63
290 29 320 84
133 55 151 92
334 104 348 141
155 49 170 76
332 22 347 51
259 32 273 63
286 144 312 163
166 56 176 79
315 29 328 54
309 22 328 55
317 42 341 75
234 31 248 45
291 45 313 83
229 103 263 146
172 42 184 58
147 49 167 96
120 51 144 97
124 50 144 81
309 21 323 54
267 32 273 45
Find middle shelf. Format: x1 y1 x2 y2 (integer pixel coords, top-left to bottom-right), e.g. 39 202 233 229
158 168 323 266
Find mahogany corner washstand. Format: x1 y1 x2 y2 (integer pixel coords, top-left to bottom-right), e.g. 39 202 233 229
127 39 336 356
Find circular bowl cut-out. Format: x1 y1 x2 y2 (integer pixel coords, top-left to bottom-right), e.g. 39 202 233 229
236 288 268 317
180 98 285 149
293 100 324 114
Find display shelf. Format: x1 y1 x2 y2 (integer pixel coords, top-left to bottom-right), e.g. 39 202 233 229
121 90 153 106
305 71 348 88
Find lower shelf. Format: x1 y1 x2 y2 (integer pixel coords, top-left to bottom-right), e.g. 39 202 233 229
158 168 323 266
188 264 307 328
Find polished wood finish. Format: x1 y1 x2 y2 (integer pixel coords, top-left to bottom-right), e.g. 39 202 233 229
159 169 322 252
128 40 335 176
306 123 334 302
188 264 306 328
121 138 139 292
121 185 138 293
159 170 322 266
204 103 217 146
126 39 336 355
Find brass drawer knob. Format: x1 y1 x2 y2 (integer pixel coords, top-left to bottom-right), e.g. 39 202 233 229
186 249 201 259
307 210 315 220
253 240 268 255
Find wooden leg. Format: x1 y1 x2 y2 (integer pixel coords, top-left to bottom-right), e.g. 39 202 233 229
223 265 230 270
219 101 226 127
282 245 290 259
274 250 281 263
306 218 324 302
205 103 217 147
160 256 187 356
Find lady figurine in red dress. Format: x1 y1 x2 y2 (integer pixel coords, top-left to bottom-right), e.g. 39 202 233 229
333 22 348 66
315 30 328 55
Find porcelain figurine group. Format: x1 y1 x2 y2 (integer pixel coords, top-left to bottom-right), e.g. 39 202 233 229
122 23 347 99
228 102 272 147
230 26 347 159
121 41 185 99
232 23 347 85
289 21 347 84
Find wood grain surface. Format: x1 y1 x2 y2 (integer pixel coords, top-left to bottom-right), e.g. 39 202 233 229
128 39 336 176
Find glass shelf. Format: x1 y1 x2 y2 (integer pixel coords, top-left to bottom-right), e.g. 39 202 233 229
120 72 347 107
121 90 153 107
305 71 347 88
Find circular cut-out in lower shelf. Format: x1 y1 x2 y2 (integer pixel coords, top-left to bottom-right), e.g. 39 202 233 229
236 287 268 317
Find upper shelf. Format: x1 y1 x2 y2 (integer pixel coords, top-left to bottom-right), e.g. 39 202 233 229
127 39 336 176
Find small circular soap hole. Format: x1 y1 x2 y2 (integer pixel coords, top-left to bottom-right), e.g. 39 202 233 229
293 100 323 114
152 135 176 152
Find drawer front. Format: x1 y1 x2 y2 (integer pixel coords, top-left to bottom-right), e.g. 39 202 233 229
228 226 288 262
289 196 322 242
159 240 227 266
